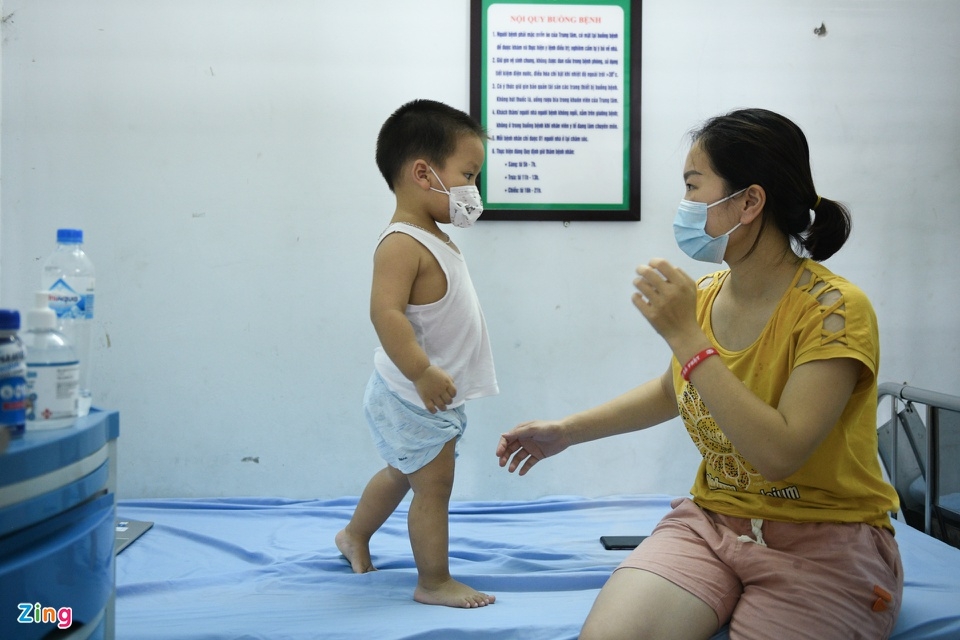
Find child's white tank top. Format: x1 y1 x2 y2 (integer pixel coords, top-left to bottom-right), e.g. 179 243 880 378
372 223 498 409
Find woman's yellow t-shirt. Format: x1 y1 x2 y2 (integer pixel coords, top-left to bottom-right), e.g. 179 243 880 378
672 259 899 530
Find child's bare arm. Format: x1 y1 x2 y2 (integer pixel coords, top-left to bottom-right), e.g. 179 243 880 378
370 234 457 413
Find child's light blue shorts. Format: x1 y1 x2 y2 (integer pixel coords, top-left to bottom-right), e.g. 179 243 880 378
364 371 467 475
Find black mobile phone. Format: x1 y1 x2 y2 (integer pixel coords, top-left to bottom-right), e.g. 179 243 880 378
599 535 648 550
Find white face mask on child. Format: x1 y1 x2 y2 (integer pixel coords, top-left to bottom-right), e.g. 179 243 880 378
429 167 484 228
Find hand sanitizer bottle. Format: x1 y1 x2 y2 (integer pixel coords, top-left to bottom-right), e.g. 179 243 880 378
24 291 80 429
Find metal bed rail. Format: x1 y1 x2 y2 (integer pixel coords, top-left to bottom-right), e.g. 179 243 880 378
878 382 960 537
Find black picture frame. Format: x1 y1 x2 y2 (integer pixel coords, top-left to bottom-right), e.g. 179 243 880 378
469 0 641 221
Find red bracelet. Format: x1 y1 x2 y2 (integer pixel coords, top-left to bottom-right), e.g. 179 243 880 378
681 347 719 381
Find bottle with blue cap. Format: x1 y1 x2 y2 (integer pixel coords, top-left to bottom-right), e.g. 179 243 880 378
0 309 28 437
24 291 80 429
42 228 95 415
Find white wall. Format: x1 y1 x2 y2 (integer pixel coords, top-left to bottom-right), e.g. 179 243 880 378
2 1 958 501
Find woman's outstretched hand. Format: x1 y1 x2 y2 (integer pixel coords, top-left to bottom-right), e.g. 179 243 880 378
496 420 570 476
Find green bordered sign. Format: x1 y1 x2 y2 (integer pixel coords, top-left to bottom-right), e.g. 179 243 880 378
470 0 640 221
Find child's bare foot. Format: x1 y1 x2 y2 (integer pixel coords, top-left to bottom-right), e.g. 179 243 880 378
414 577 496 608
335 529 376 573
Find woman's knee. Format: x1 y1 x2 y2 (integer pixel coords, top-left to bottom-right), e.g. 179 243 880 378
580 569 717 640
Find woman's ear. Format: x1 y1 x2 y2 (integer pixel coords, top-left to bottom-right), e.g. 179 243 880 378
740 184 766 224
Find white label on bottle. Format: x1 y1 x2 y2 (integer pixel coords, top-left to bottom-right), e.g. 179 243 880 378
47 278 95 320
26 362 80 421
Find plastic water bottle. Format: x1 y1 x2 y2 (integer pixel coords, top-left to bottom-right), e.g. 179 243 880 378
41 228 95 416
0 309 28 437
24 291 80 429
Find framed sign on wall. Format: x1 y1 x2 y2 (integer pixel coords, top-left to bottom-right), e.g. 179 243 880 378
469 0 640 221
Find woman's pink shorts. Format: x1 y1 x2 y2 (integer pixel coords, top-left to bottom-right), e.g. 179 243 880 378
616 498 903 639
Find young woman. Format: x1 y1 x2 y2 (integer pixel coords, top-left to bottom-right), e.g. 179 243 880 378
497 109 902 639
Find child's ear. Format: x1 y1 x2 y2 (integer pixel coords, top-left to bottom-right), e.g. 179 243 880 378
409 159 433 190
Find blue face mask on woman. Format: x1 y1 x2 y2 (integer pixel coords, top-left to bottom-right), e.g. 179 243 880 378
672 188 747 263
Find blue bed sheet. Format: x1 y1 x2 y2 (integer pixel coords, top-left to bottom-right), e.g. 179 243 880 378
115 495 960 639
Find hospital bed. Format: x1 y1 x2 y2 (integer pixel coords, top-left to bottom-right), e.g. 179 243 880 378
110 382 960 639
111 495 959 639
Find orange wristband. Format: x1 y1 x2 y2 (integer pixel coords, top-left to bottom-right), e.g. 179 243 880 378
681 347 718 381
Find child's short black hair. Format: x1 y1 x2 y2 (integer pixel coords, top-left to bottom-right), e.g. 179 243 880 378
376 99 487 192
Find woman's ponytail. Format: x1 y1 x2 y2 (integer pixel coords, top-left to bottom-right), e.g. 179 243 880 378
802 196 851 261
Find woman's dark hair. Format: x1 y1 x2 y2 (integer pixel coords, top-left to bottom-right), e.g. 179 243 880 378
376 99 487 192
690 108 850 261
